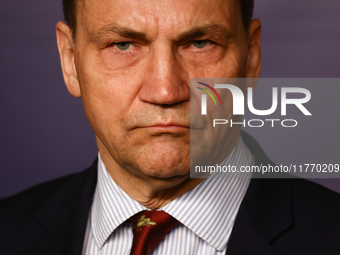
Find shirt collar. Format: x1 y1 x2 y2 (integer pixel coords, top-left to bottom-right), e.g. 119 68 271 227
91 137 254 250
91 155 147 247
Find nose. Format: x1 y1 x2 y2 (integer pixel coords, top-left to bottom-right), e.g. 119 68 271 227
138 43 190 105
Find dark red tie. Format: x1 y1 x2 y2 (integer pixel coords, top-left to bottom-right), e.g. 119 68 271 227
129 210 179 255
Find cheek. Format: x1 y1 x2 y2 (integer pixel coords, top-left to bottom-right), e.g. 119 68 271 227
76 57 142 138
78 49 143 107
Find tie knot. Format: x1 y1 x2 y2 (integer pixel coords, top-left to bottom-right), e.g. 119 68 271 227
131 211 176 231
130 211 179 255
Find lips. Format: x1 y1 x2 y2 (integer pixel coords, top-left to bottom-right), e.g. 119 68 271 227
137 122 190 133
123 117 189 133
129 118 206 131
145 122 189 128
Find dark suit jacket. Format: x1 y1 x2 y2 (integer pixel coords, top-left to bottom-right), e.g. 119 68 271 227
1 132 340 255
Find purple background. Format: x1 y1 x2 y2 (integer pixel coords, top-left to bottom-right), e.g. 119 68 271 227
0 0 339 197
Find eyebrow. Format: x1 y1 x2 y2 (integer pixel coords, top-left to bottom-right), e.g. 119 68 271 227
90 23 233 43
177 24 233 43
90 24 148 43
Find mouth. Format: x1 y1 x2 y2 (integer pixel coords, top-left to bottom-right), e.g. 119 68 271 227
146 125 189 133
134 123 190 134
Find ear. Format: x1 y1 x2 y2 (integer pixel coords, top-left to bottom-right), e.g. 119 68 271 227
56 21 81 97
246 19 262 79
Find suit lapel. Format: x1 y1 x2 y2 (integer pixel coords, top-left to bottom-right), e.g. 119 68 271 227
226 178 291 255
35 159 98 255
226 132 293 254
226 215 285 255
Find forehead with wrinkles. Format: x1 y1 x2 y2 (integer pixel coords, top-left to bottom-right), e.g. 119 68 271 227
75 0 242 42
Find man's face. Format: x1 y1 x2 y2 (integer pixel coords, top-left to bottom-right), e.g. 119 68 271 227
60 0 258 180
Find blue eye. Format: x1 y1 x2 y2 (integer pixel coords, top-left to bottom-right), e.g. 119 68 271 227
192 40 207 49
116 42 131 50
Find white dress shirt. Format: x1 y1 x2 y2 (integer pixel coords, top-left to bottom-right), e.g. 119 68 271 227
82 137 254 255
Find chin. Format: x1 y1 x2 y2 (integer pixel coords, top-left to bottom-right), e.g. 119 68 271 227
139 164 190 179
110 139 191 180
133 151 190 179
